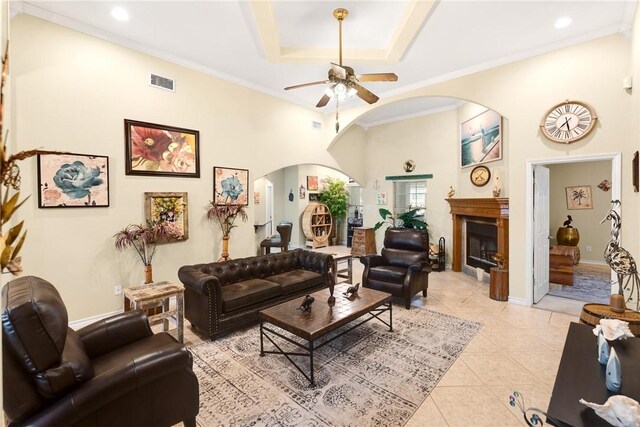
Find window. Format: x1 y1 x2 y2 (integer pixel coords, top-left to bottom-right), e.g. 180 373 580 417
393 180 427 220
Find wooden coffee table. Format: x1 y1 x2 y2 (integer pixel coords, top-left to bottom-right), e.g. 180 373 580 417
259 284 392 384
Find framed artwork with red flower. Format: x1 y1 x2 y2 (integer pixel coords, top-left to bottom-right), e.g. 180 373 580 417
214 167 249 206
37 152 109 208
124 119 200 177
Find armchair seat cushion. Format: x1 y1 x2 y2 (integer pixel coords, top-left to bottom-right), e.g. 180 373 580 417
368 265 407 283
267 269 324 295
260 237 282 247
221 279 281 312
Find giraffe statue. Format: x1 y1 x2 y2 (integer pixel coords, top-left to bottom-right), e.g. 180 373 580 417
600 200 639 311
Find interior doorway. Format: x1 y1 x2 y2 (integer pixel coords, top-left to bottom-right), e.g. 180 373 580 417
525 153 621 314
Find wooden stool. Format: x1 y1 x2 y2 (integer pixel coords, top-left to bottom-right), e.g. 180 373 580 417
489 267 509 301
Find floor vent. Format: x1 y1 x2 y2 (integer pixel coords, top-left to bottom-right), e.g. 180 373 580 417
149 73 175 92
311 121 322 131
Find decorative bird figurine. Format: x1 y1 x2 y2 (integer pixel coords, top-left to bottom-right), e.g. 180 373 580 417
563 215 573 228
601 200 639 311
579 395 640 427
343 283 360 299
447 186 455 198
298 295 314 313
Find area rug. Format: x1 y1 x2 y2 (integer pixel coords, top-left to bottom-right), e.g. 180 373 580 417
548 264 611 303
189 307 482 426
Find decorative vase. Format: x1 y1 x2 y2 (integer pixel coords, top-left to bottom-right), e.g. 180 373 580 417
556 227 580 246
144 264 153 284
218 236 231 262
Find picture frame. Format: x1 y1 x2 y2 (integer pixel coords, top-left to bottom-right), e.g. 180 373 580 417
460 109 502 168
309 193 320 202
377 192 388 205
37 152 109 208
307 175 318 191
299 185 306 199
254 191 260 204
633 151 639 193
144 192 188 240
566 185 593 210
214 167 249 205
124 119 200 177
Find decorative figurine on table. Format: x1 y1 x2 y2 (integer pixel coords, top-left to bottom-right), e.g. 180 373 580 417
601 200 640 312
447 186 455 198
606 347 622 393
593 319 634 341
597 330 610 365
493 253 508 270
327 274 336 307
580 395 640 427
343 283 360 299
298 295 314 313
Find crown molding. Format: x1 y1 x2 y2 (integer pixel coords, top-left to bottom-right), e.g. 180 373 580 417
357 100 463 129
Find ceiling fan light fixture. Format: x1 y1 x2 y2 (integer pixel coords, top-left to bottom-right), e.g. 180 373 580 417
324 86 336 97
347 87 357 97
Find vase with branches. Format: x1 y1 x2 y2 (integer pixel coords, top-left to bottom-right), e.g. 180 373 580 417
207 197 248 261
113 221 181 283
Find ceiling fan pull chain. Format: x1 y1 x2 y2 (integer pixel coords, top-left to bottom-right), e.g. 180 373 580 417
335 99 340 133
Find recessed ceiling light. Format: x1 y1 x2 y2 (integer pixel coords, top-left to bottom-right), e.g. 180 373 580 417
111 7 129 22
554 17 572 29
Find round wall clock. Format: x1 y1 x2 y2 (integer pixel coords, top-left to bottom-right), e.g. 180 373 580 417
470 165 491 187
540 100 597 144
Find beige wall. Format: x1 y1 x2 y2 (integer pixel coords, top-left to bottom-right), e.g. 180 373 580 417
332 33 637 302
548 161 612 263
10 15 364 320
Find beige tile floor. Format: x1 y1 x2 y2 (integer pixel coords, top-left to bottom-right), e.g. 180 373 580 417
179 248 577 427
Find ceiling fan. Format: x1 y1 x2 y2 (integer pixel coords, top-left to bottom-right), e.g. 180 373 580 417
284 8 398 109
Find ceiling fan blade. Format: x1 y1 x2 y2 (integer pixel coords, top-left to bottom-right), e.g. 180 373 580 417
357 73 398 82
354 84 379 104
284 81 327 91
316 94 332 108
330 63 347 79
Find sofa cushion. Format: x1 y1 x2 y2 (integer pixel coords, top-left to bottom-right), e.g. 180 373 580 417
221 279 282 312
368 265 407 283
267 269 324 295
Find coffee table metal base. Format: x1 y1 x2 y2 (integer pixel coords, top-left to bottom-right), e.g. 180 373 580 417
259 301 392 385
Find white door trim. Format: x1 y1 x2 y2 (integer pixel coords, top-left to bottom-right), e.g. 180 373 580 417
524 152 621 306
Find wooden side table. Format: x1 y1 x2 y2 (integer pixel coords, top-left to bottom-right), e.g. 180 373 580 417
124 281 185 343
579 303 640 336
351 227 376 257
489 267 508 301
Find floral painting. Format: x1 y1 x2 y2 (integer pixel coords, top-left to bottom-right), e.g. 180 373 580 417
37 153 109 208
144 192 188 240
566 185 593 210
125 119 200 177
377 192 388 205
214 167 249 205
307 176 318 191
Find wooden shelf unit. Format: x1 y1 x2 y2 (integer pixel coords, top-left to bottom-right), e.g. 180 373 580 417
302 203 332 248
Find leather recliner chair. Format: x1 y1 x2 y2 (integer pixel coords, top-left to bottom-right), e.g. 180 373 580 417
260 221 293 254
2 276 199 427
360 227 431 309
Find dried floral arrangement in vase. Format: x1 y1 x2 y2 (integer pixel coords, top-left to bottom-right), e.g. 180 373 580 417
207 196 248 262
0 43 61 275
113 221 181 283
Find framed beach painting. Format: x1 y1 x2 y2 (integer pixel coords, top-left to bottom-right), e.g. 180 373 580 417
37 153 109 208
566 185 593 210
144 192 188 240
214 167 249 205
460 109 502 168
124 119 200 177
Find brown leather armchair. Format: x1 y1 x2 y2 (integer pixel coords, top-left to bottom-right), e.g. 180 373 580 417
260 221 293 254
360 228 431 309
2 276 199 427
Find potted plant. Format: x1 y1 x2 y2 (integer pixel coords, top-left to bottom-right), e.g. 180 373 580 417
113 221 181 283
319 177 349 246
373 208 428 231
207 196 248 261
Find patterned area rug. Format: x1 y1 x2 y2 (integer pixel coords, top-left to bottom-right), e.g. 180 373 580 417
189 307 482 426
548 264 611 303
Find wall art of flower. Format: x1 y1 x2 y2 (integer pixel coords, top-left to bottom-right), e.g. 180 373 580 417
125 119 200 178
37 153 109 208
144 192 188 240
214 167 249 206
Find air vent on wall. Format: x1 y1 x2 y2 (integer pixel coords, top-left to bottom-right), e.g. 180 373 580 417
149 73 175 92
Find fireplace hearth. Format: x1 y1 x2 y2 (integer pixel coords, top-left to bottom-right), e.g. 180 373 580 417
466 220 498 273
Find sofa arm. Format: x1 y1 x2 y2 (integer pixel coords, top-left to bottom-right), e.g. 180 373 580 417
408 261 431 274
298 250 333 275
77 310 152 359
360 254 384 269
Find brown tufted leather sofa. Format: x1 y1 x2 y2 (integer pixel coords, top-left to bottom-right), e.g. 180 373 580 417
2 276 199 427
361 227 431 309
178 249 333 340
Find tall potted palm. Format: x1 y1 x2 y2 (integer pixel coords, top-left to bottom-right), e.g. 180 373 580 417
319 177 349 246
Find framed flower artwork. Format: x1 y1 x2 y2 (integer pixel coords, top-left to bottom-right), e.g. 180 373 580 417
37 153 109 208
144 192 188 240
214 167 249 205
124 119 200 177
307 176 318 191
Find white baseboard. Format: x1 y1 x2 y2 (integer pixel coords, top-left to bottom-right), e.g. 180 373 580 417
69 309 123 330
508 296 529 306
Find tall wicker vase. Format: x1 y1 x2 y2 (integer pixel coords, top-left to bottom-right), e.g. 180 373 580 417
218 236 231 262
